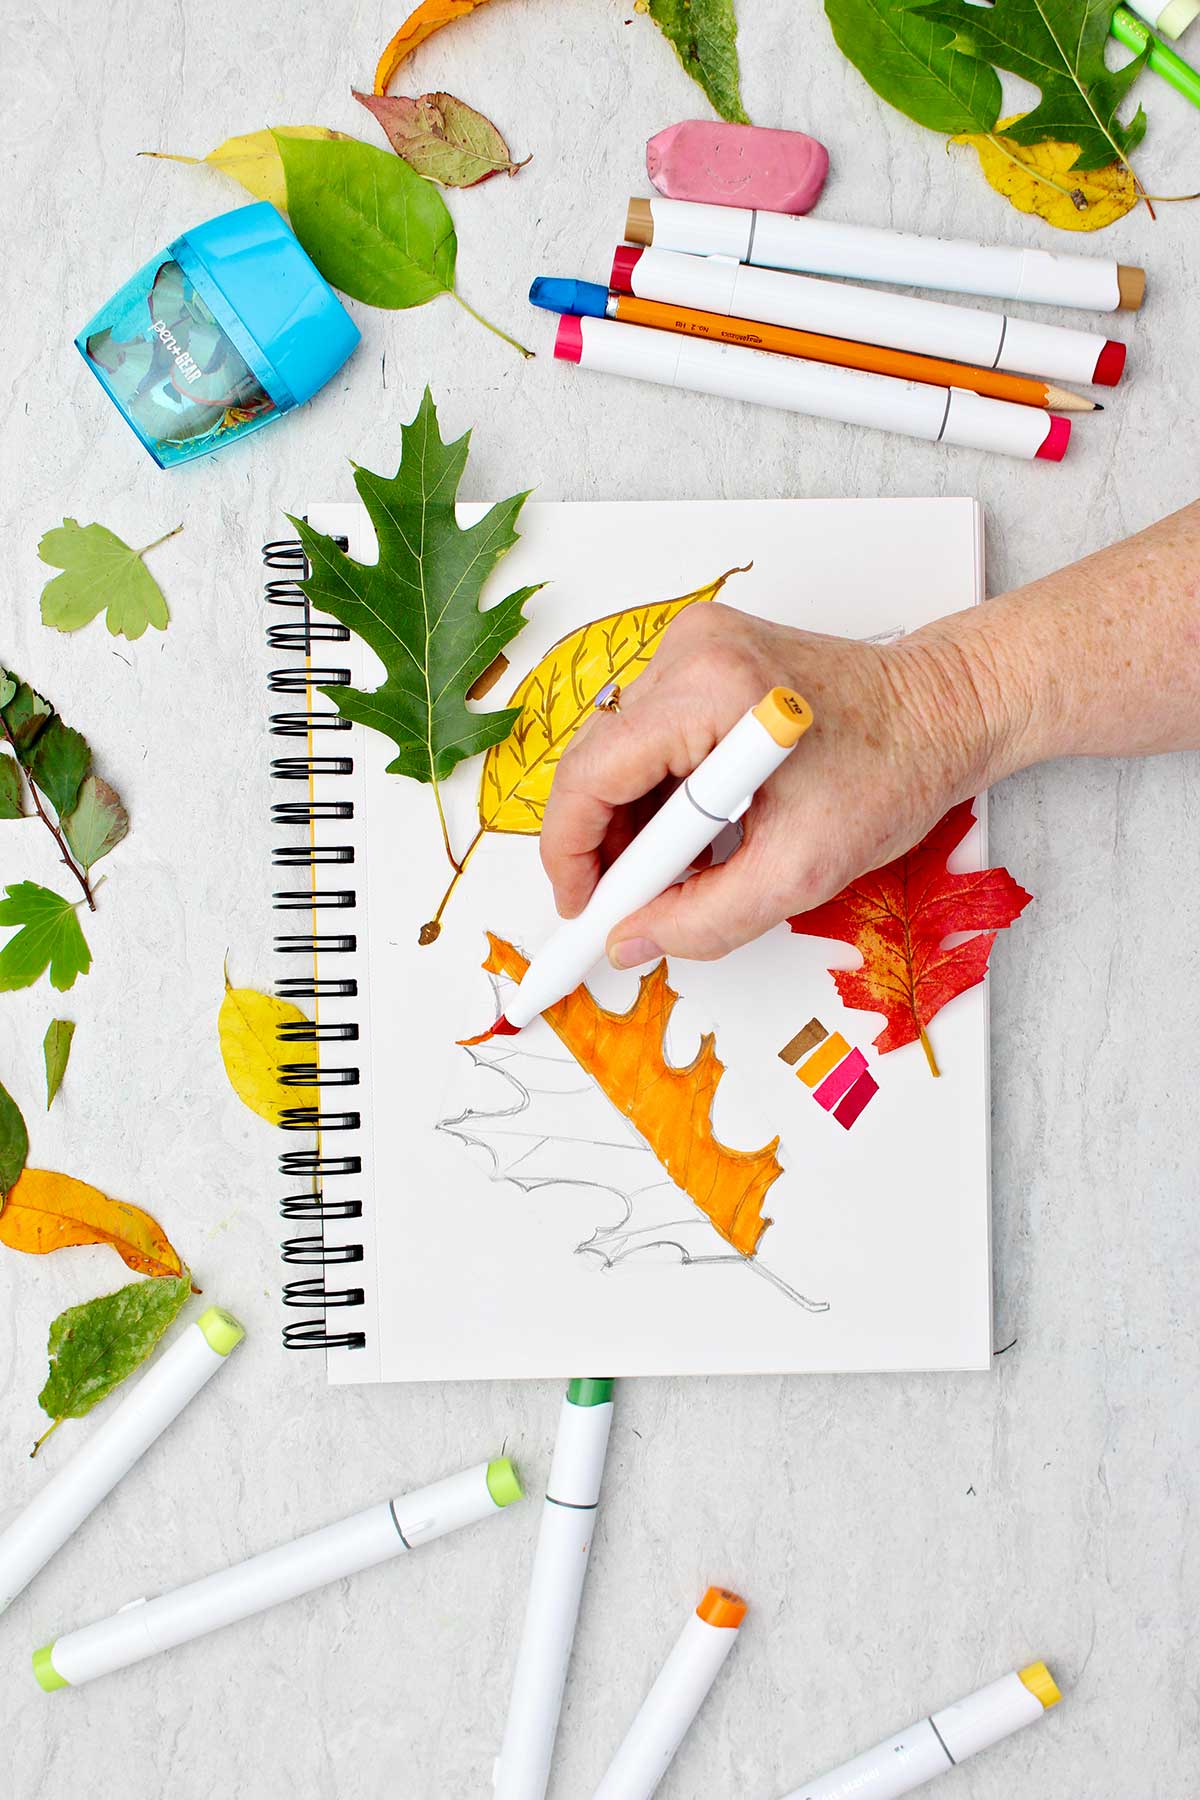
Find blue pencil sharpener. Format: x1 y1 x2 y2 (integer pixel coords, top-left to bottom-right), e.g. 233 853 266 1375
76 202 360 468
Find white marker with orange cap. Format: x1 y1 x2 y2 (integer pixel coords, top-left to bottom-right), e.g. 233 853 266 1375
487 689 812 1034
594 1587 748 1799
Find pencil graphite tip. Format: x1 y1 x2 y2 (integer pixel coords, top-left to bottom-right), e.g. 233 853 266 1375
457 1015 519 1048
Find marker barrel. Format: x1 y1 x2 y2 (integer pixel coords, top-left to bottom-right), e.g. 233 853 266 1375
35 1457 520 1690
632 195 1132 311
616 245 1118 388
778 1666 1060 1800
503 696 810 1029
495 1382 614 1799
0 1308 243 1616
559 315 1063 464
595 1590 746 1800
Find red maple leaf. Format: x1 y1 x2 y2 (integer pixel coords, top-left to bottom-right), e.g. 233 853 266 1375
787 800 1032 1076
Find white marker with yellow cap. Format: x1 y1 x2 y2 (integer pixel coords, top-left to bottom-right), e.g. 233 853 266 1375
776 1662 1062 1799
494 689 812 1032
0 1306 244 1616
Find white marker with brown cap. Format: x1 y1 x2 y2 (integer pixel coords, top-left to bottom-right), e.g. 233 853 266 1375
626 196 1146 314
492 690 812 1032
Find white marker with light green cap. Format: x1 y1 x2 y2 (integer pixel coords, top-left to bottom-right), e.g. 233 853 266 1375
32 1455 522 1692
1122 0 1200 38
495 1377 615 1799
0 1305 244 1617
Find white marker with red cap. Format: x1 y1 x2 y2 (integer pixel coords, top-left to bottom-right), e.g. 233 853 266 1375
610 243 1126 389
554 313 1070 463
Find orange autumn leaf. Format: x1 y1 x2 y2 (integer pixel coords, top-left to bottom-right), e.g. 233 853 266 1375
374 0 494 93
482 934 781 1256
0 1168 185 1280
787 800 1032 1076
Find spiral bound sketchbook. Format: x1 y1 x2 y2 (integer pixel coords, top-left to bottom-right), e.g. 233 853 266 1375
264 496 990 1383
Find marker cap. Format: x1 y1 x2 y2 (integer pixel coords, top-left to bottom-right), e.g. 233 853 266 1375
196 1306 245 1357
1035 415 1071 462
752 688 812 748
1092 339 1127 386
1018 1661 1062 1709
486 1457 524 1508
625 198 654 246
567 1377 614 1407
610 245 644 294
32 1644 68 1693
696 1586 747 1629
554 315 584 363
1158 0 1200 35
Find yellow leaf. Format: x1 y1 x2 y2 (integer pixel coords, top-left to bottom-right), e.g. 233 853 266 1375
374 0 493 94
218 975 317 1126
140 126 347 213
483 934 781 1256
478 566 745 838
0 1169 185 1280
951 117 1137 233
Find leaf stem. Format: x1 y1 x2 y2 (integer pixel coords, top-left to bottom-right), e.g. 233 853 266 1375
982 133 1081 203
422 825 485 944
451 290 535 360
135 523 184 560
0 717 95 911
30 1416 62 1459
919 1026 941 1079
431 777 460 877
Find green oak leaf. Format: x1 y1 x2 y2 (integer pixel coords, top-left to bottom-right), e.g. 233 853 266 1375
288 389 541 787
0 1078 28 1204
0 752 24 819
62 774 129 871
34 1274 191 1454
43 1019 76 1111
918 0 1147 171
0 882 92 993
38 518 177 641
273 131 456 308
1 680 52 759
26 717 90 820
647 0 749 125
825 0 1000 134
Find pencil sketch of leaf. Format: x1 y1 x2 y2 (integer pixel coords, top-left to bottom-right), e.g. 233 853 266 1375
425 565 749 938
438 1028 827 1310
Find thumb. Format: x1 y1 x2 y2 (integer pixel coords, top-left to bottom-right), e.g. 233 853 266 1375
605 850 779 967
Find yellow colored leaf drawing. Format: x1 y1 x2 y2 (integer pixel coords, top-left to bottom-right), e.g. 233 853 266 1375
423 566 747 941
0 1169 185 1280
483 933 781 1257
951 116 1137 232
218 973 317 1126
140 126 347 213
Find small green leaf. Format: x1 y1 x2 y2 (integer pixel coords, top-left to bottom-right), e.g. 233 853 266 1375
43 1020 76 1111
0 753 24 819
34 1274 191 1454
272 132 457 308
26 717 91 820
825 0 1000 134
0 882 92 993
62 774 129 871
38 518 177 641
0 671 15 709
0 1079 28 1204
1 681 52 760
646 0 749 125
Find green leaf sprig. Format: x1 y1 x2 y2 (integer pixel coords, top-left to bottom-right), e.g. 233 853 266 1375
646 0 749 125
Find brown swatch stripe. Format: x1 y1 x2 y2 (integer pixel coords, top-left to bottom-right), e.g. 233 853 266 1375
777 1018 828 1066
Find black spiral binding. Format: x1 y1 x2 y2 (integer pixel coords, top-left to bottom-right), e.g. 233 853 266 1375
264 537 366 1352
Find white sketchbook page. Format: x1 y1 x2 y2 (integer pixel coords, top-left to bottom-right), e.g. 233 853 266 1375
302 498 990 1382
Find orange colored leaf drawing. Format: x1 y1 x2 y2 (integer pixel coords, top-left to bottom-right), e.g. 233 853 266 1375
0 1168 186 1280
483 934 781 1255
787 800 1032 1075
374 0 493 93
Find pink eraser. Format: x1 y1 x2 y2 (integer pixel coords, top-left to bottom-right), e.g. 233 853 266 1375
646 120 829 215
1036 415 1071 462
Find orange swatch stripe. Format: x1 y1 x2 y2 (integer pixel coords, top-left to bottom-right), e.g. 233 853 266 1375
797 1032 850 1088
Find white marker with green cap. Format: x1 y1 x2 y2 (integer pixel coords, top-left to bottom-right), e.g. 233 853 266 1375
495 1377 615 1799
0 1305 244 1617
776 1662 1062 1798
32 1456 522 1691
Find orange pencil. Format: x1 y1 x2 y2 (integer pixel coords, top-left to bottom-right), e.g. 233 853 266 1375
537 286 1099 412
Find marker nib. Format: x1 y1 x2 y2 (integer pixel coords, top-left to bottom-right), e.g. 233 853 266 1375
457 1015 520 1047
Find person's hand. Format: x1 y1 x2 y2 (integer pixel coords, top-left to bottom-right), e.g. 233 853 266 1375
539 603 999 966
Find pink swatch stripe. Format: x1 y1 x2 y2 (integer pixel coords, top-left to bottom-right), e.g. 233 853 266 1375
834 1069 879 1130
813 1046 868 1111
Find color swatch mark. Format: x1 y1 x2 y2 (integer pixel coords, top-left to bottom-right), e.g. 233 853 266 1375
777 1019 879 1131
